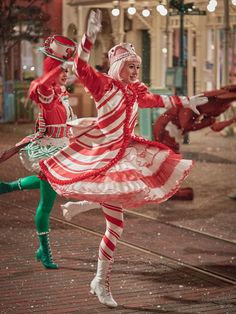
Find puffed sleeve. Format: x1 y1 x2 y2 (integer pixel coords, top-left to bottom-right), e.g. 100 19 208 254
74 34 113 102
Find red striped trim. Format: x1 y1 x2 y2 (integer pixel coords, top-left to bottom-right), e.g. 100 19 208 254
103 213 124 227
103 236 115 251
108 227 121 240
103 203 123 212
46 126 67 138
99 246 112 260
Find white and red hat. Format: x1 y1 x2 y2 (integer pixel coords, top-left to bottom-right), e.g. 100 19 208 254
108 43 141 80
39 35 77 62
108 43 139 66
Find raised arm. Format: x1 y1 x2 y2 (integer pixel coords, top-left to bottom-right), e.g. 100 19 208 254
29 64 66 106
73 10 112 101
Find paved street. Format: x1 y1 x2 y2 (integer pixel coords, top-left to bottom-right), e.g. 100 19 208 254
0 123 236 313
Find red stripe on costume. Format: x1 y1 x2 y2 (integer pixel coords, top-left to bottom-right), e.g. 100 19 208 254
170 95 182 108
99 246 112 260
88 169 141 183
97 86 120 110
98 104 126 129
75 135 123 149
98 95 125 121
103 236 115 251
108 227 120 240
103 203 123 212
99 120 124 138
81 34 93 52
68 140 122 156
49 152 111 171
103 213 124 228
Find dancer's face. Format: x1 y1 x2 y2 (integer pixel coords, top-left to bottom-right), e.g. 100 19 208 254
55 68 68 86
120 61 140 84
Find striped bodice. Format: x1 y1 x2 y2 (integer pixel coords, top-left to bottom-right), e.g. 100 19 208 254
46 124 71 138
76 83 138 151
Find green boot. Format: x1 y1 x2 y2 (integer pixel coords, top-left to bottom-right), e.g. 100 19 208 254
36 231 58 269
0 179 22 194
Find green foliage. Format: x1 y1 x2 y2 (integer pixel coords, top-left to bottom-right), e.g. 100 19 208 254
0 0 51 49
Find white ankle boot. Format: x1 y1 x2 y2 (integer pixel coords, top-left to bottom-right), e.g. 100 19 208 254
90 259 117 308
61 201 100 221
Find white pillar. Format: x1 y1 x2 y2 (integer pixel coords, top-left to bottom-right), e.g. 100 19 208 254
187 28 194 96
195 17 207 93
150 16 163 88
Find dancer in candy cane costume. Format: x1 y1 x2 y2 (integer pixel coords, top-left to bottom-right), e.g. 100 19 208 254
0 35 79 269
40 10 208 307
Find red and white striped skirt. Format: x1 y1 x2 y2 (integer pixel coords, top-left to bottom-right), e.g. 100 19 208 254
45 140 193 208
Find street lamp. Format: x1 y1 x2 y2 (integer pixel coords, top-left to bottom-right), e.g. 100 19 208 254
168 0 206 143
169 0 206 94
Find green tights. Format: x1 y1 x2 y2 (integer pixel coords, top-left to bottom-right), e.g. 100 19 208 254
0 175 40 194
0 175 56 233
35 180 57 233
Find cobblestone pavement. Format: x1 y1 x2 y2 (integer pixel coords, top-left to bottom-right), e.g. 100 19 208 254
0 123 236 313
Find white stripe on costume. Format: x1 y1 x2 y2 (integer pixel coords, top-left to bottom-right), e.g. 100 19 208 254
99 203 124 261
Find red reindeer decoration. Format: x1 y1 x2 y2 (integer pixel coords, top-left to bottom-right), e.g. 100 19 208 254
153 85 236 200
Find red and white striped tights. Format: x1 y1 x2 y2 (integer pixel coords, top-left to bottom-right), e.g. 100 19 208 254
99 203 124 261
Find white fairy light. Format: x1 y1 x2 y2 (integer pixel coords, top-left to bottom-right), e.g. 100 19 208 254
112 7 120 16
209 0 217 6
127 6 136 15
207 2 216 12
142 7 150 17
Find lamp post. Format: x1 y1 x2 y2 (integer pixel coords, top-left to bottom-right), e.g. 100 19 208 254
169 0 206 94
169 0 206 143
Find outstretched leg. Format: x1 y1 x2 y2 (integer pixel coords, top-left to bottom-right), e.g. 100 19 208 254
61 200 100 221
90 202 124 308
35 179 58 269
0 175 40 194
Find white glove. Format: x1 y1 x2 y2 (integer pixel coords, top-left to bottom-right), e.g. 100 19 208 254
188 94 208 115
86 9 102 42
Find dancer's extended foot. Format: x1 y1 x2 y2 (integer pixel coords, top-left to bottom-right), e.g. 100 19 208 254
61 201 100 221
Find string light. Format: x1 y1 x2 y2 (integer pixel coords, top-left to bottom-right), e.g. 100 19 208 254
111 1 120 16
142 7 150 17
207 0 217 12
127 5 136 15
112 7 120 16
110 1 219 18
127 0 136 15
156 4 168 16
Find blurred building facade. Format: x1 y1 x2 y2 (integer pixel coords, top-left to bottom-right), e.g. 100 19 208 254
63 0 236 96
1 0 236 122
